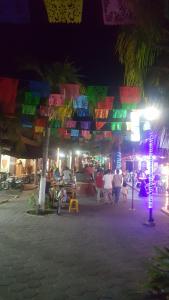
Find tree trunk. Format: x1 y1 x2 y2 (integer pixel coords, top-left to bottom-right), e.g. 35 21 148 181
0 146 1 171
34 158 38 185
38 126 50 212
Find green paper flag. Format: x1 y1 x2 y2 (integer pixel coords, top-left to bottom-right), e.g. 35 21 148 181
112 109 127 119
51 128 58 136
22 104 36 115
121 103 137 110
24 92 40 105
49 120 61 128
87 86 108 106
111 122 122 131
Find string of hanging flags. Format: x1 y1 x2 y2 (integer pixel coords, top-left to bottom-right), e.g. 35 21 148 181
0 0 138 25
0 76 143 142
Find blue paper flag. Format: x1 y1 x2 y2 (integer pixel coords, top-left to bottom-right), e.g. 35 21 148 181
76 109 89 117
29 81 50 98
21 116 33 128
0 0 30 23
73 95 88 109
71 129 79 137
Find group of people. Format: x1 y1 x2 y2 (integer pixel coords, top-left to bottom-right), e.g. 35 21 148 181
95 169 128 204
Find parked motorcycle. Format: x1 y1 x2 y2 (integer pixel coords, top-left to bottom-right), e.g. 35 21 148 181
5 176 24 190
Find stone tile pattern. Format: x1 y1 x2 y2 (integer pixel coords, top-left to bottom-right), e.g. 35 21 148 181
0 190 168 300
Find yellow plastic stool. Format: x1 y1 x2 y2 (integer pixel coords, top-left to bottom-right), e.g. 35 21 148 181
69 198 79 213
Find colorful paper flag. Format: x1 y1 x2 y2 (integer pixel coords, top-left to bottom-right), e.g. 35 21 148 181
29 81 50 98
112 109 127 119
95 109 109 119
101 0 135 25
44 0 83 23
76 109 89 117
24 91 40 105
50 128 57 136
39 106 49 117
35 126 44 134
0 77 19 114
22 105 36 115
97 96 114 109
60 83 80 100
81 130 91 139
64 130 71 139
73 95 88 109
120 86 141 103
35 118 46 127
80 121 91 130
121 103 137 110
71 129 79 137
0 0 30 23
21 116 33 128
58 128 67 137
79 85 86 95
103 131 113 139
94 132 104 141
87 86 108 105
49 120 61 128
65 120 77 128
48 94 64 106
111 122 122 131
95 122 106 130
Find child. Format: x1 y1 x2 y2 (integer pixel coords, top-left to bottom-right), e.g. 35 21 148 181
121 181 128 201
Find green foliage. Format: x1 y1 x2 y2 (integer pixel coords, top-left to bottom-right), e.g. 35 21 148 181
18 59 81 91
27 193 38 210
115 0 168 89
116 28 160 88
147 247 169 299
45 194 53 210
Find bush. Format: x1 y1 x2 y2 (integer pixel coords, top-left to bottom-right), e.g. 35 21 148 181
45 194 53 209
27 193 38 210
147 247 169 299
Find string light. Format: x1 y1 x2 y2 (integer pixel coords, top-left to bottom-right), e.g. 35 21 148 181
149 131 153 209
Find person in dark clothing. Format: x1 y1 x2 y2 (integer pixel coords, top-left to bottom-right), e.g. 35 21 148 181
139 180 148 197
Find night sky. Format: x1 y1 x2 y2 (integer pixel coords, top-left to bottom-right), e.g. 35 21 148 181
0 0 124 87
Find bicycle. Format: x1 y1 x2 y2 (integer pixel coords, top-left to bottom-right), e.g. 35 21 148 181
51 187 68 215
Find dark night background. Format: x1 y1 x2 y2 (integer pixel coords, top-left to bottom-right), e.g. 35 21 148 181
0 0 123 88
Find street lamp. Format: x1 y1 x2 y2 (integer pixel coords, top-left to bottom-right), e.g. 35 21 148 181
142 106 161 226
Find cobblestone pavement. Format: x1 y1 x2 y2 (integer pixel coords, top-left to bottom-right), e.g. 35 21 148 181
0 189 168 300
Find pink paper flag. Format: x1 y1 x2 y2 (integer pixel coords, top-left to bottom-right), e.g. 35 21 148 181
66 120 77 128
103 131 113 138
81 130 91 139
102 0 135 25
60 84 80 100
48 94 64 106
40 105 49 117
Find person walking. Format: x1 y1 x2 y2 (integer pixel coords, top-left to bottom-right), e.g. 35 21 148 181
103 169 113 204
95 170 104 203
121 181 128 202
113 169 123 204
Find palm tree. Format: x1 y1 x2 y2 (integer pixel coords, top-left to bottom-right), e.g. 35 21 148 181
115 0 169 159
116 0 167 89
17 58 82 211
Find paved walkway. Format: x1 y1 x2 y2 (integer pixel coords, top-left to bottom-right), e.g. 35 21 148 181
0 189 168 300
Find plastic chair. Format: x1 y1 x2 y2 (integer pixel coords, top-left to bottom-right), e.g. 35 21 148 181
69 198 79 213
